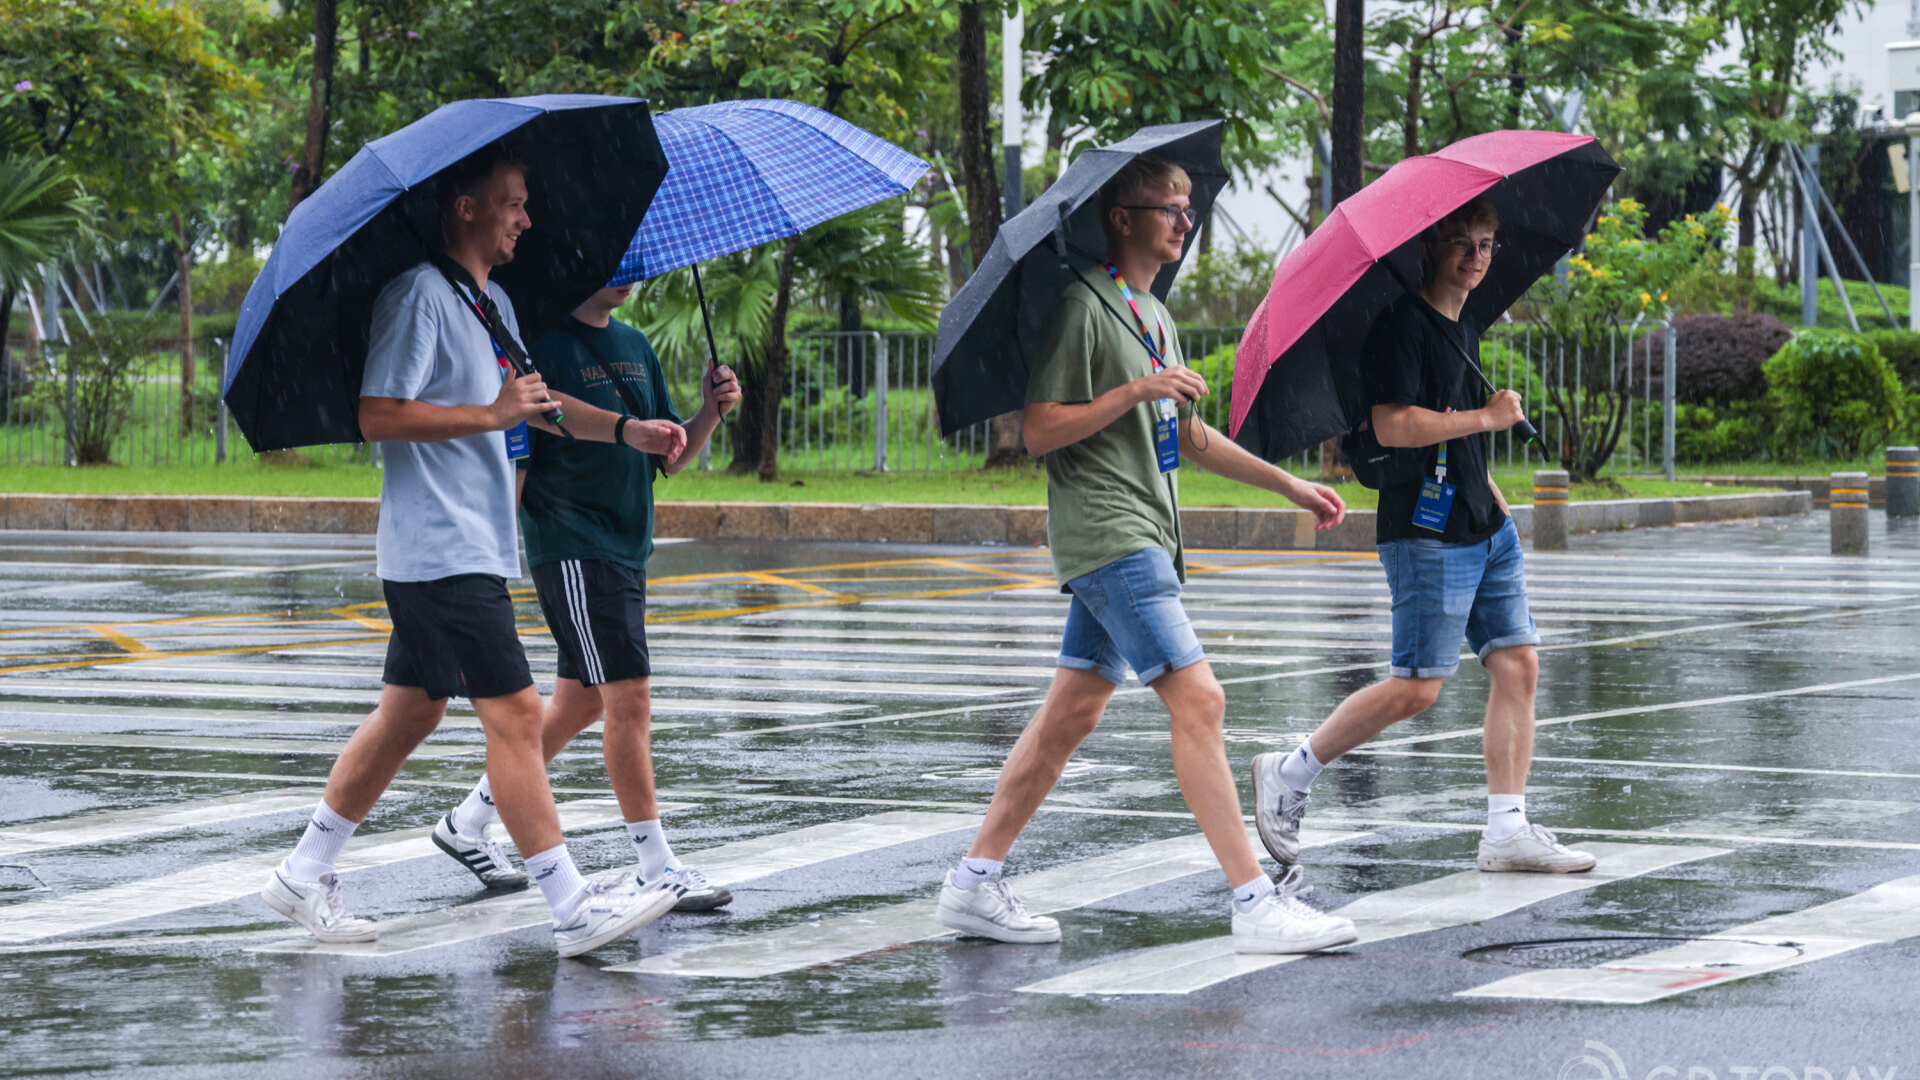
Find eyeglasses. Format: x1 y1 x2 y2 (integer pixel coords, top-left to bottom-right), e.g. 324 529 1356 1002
1445 238 1502 259
1122 204 1198 226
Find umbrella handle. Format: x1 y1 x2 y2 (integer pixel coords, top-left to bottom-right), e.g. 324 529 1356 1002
691 263 730 418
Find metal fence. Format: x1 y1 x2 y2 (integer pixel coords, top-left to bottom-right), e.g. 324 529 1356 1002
2 322 1674 474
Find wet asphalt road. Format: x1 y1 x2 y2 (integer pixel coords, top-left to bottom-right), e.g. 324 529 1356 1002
0 513 1918 1079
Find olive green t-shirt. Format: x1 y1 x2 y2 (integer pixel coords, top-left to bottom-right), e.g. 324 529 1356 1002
517 316 681 572
1026 271 1185 588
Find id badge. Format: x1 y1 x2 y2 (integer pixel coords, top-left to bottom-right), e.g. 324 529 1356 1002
1153 398 1180 473
1411 478 1456 532
504 421 530 461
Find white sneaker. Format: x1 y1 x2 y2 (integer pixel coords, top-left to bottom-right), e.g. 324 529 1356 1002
1477 824 1598 873
261 865 377 943
1250 751 1310 866
552 877 683 959
935 872 1061 943
432 812 529 890
643 865 732 912
1231 866 1358 955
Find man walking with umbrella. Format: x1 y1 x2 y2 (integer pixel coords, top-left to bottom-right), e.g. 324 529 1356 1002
934 157 1361 954
261 145 697 958
1250 199 1596 876
429 280 741 910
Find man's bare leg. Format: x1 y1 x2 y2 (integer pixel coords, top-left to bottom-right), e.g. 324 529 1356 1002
471 686 563 859
1481 646 1537 795
1153 661 1262 889
966 667 1116 860
1304 676 1444 765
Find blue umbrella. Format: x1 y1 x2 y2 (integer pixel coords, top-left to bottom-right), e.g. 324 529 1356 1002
224 95 668 452
606 99 927 360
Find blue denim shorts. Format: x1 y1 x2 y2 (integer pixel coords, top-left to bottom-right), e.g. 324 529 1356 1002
1058 547 1206 686
1378 517 1539 679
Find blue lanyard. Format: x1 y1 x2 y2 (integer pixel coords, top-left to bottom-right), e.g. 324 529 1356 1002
1103 263 1166 368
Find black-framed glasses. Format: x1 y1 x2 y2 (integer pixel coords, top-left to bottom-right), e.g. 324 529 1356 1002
1122 204 1198 226
1446 238 1502 259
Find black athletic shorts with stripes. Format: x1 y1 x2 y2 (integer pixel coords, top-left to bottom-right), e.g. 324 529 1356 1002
529 558 651 686
381 574 534 702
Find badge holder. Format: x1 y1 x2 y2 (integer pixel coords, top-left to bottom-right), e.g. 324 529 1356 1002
1411 426 1456 532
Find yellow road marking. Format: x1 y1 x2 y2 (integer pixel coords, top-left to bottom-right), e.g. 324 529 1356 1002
84 626 152 654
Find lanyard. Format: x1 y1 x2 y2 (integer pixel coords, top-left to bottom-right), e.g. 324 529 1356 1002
1103 263 1166 369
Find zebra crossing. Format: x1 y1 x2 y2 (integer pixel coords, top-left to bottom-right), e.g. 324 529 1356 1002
1 527 1919 1023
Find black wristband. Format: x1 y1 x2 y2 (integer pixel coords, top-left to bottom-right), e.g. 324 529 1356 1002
613 414 633 448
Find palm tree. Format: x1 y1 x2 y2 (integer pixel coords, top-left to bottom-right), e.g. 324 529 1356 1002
0 120 98 382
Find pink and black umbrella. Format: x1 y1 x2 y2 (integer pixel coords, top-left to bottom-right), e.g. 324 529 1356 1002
1228 130 1620 461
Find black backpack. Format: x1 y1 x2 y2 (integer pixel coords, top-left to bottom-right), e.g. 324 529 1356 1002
1341 414 1429 491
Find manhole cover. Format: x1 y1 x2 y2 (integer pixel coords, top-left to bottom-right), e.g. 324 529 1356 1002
1461 936 1801 970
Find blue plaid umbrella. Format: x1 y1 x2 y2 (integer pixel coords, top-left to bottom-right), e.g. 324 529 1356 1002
610 99 929 285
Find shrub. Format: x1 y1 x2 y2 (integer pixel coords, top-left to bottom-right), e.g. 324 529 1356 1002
1864 328 1920 390
47 317 156 464
1657 400 1777 462
1666 312 1792 403
1763 330 1906 460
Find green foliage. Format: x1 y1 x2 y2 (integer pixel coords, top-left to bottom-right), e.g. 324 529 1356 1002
796 201 945 330
625 248 782 374
1658 400 1778 462
1763 330 1906 460
1167 243 1275 327
1539 197 1735 343
53 316 161 464
0 145 95 295
1864 329 1920 390
1750 278 1913 333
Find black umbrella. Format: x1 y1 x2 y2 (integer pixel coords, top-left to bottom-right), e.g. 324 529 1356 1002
931 120 1229 435
225 96 668 452
1228 131 1621 461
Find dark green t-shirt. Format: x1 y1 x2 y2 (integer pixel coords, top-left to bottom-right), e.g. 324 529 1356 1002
519 316 681 571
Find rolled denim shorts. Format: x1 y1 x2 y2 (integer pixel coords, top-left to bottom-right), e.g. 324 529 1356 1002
1377 517 1540 679
1058 546 1206 686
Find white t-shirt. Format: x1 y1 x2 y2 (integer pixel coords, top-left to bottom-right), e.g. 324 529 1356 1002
361 261 522 582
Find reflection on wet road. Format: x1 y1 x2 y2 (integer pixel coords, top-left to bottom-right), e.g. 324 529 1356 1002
1 516 1918 1077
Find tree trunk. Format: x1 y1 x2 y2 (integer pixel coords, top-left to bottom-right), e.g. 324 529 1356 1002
729 349 766 474
1402 50 1422 159
840 287 866 397
174 212 195 435
1503 25 1524 129
289 0 337 209
959 2 1023 467
757 236 801 482
1330 0 1365 205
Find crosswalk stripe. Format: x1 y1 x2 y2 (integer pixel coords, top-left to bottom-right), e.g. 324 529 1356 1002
0 799 629 944
0 729 480 758
252 810 983 957
0 788 323 858
0 680 867 718
605 827 1370 979
1456 871 1920 1004
1014 841 1726 996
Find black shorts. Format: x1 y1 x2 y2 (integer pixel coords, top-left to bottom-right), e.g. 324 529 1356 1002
530 559 651 686
381 574 534 702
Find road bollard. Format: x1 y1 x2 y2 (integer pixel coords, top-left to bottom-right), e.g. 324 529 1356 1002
1831 471 1869 555
1532 470 1569 551
1888 447 1918 518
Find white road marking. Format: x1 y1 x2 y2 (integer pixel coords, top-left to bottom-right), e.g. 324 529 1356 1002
606 827 1370 979
0 679 865 717
0 788 323 857
0 729 479 758
0 703 688 734
1016 841 1726 996
1457 872 1920 1003
1352 749 1920 783
0 799 629 943
254 810 984 957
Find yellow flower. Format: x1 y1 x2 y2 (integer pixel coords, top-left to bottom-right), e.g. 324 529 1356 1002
1660 291 1669 303
1716 202 1729 212
1639 291 1652 305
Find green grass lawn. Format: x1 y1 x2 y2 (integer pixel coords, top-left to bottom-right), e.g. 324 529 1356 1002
1 460 1768 508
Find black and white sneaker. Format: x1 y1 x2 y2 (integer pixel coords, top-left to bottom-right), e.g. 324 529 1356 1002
432 812 529 890
645 865 732 911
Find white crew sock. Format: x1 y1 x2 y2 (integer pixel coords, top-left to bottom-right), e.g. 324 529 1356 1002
1232 874 1276 913
449 776 497 836
1486 794 1529 841
285 800 359 882
952 856 1003 889
525 844 590 921
627 819 679 879
1278 740 1326 793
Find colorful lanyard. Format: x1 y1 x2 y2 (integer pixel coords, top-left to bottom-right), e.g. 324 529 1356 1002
453 287 514 385
1103 263 1166 369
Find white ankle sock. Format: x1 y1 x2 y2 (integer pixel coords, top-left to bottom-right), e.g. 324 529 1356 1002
953 856 1003 888
525 845 590 920
285 800 358 882
449 777 497 836
1486 794 1529 841
1278 741 1325 793
627 819 678 879
1232 874 1276 913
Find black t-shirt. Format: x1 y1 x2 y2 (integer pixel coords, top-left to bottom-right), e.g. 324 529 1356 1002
1362 294 1506 545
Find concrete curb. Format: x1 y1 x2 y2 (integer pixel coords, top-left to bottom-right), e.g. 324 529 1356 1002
1689 475 1885 507
2 489 1809 548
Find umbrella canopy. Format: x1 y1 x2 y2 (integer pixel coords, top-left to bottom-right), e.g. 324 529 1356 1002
224 95 667 452
930 120 1229 436
609 99 929 285
1228 130 1620 461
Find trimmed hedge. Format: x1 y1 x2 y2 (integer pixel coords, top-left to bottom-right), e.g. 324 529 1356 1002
1668 312 1792 403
